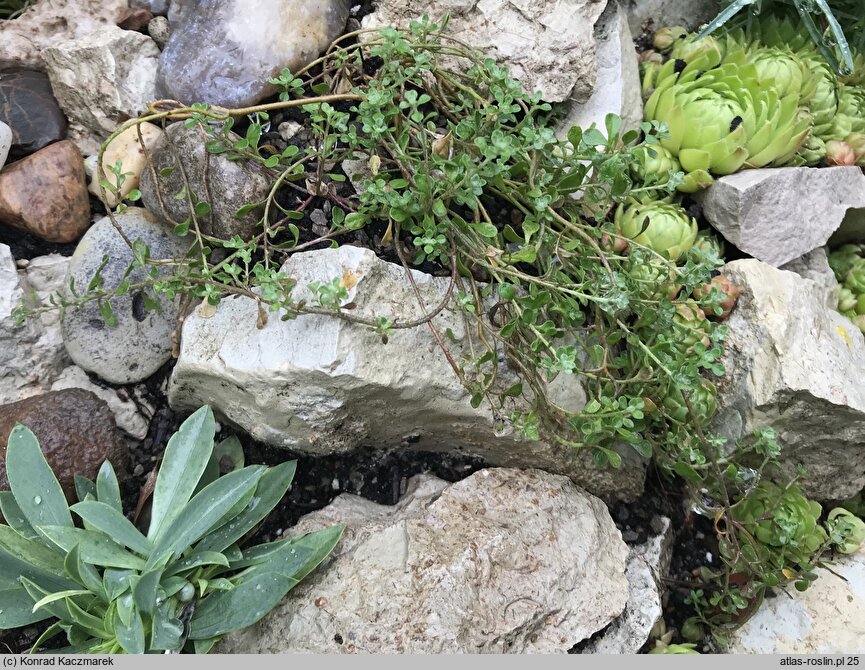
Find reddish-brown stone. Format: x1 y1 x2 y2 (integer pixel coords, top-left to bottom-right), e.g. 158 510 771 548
0 389 129 506
0 139 91 243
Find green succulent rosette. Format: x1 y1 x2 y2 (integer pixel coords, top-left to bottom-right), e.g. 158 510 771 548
793 135 827 166
829 244 865 281
724 43 817 102
827 508 865 555
627 256 679 302
614 198 698 261
669 300 712 356
663 378 717 425
690 230 725 261
630 144 712 193
845 259 865 294
732 481 828 569
644 59 812 174
827 85 865 141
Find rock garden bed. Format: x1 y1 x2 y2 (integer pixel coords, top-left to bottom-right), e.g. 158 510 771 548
1 0 865 656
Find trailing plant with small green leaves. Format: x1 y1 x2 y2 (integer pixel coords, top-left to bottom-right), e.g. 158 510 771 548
0 406 343 653
11 18 856 642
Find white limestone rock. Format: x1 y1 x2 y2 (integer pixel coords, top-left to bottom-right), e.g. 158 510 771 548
557 1 642 138
220 468 631 653
43 25 160 152
168 246 647 501
362 0 610 103
713 259 865 500
0 248 71 406
696 167 865 268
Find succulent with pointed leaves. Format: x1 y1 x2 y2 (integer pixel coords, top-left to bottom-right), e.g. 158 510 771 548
826 508 865 555
828 85 865 141
693 274 741 320
644 59 812 174
826 140 857 166
731 481 828 572
662 378 717 425
614 199 698 262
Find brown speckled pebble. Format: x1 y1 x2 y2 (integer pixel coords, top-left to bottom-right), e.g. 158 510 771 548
0 140 90 243
0 388 128 503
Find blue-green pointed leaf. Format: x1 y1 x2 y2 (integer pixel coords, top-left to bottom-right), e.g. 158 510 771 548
196 461 296 554
167 551 230 577
64 545 106 600
74 476 97 504
149 406 216 543
38 526 146 570
151 601 184 652
0 491 37 539
188 571 295 639
103 568 134 600
96 462 122 513
70 501 152 555
147 466 265 568
6 424 73 529
0 585 49 628
114 603 145 654
133 568 162 616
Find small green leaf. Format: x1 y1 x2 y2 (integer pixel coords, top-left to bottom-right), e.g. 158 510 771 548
0 491 37 539
64 545 106 600
74 476 97 504
31 589 91 613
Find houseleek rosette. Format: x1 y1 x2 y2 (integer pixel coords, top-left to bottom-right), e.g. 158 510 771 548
644 60 812 174
827 85 865 141
725 43 816 102
663 378 717 425
630 144 712 193
614 198 698 261
732 481 828 569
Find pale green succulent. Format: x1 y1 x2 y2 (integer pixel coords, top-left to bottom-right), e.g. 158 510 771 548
630 144 712 193
644 60 812 174
614 199 698 261
725 44 817 102
827 85 865 141
826 508 865 555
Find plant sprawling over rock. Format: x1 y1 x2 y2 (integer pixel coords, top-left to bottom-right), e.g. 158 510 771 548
13 18 865 645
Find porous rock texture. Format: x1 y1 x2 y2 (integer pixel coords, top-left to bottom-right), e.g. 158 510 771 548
61 208 190 385
713 259 865 500
727 546 865 653
579 516 673 653
0 246 70 406
362 0 610 103
43 25 160 153
156 0 351 108
169 246 648 502
0 0 130 69
557 1 642 138
696 167 865 268
220 469 630 654
139 122 272 240
0 389 128 504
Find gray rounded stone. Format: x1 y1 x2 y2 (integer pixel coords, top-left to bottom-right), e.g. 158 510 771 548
0 120 11 169
62 208 190 384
